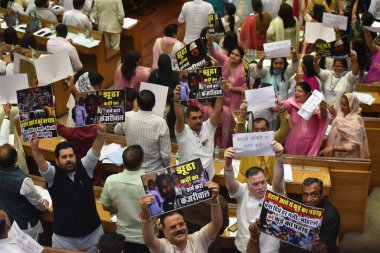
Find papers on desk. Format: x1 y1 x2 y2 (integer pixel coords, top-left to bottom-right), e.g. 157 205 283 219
263 40 291 59
34 185 52 208
71 33 100 48
283 164 293 182
245 86 276 112
298 90 324 120
0 74 29 104
100 143 127 166
353 92 376 105
33 28 54 38
233 131 275 157
14 24 27 33
226 217 237 237
140 82 169 118
322 12 348 31
8 221 44 253
123 18 138 29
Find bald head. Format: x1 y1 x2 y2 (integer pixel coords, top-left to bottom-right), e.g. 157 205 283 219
0 144 18 168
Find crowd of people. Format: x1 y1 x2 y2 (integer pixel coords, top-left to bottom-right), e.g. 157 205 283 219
0 0 378 252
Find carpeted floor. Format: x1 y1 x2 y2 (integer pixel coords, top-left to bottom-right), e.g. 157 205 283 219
340 187 380 253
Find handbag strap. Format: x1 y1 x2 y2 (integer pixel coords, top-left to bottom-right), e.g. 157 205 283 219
29 10 37 19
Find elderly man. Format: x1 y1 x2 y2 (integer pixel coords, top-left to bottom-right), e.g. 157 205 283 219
224 141 285 253
281 178 340 253
139 181 222 252
31 123 106 252
173 85 223 180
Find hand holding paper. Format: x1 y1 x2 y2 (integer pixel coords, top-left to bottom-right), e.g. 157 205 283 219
233 131 275 156
263 40 291 59
245 86 276 112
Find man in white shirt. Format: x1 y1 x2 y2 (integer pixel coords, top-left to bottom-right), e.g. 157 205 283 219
46 24 83 73
114 90 171 172
173 85 223 180
178 0 214 44
0 209 22 253
223 141 285 253
63 0 92 30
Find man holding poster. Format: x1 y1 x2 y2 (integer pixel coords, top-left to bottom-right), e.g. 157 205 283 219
223 141 285 253
139 181 222 253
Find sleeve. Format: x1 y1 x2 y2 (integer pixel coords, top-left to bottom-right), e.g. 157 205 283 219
257 66 269 79
69 47 83 73
193 225 213 250
208 45 227 65
159 123 172 167
117 0 125 24
317 69 331 83
274 110 291 144
266 20 275 42
152 38 160 69
345 71 358 91
100 179 112 206
39 162 56 188
285 60 298 78
230 182 245 201
0 118 10 145
178 4 186 23
20 178 47 211
81 148 100 178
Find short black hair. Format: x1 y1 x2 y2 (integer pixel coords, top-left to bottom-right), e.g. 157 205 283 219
333 58 348 69
122 145 144 171
54 141 75 159
296 81 312 94
0 209 9 237
302 177 323 195
163 24 178 37
0 144 18 168
56 24 68 38
245 167 265 179
253 117 269 129
137 90 155 111
85 94 100 108
73 0 85 9
159 210 184 228
35 0 47 7
185 105 201 119
125 87 138 102
88 72 104 87
98 233 125 253
155 173 174 196
361 11 374 27
4 27 18 45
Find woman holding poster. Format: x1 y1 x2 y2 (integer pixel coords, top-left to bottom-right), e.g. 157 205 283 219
281 82 329 156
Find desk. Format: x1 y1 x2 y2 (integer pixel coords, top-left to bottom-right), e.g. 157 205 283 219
120 21 142 60
354 83 380 116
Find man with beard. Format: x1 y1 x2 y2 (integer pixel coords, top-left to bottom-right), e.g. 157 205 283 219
155 173 184 212
139 181 222 252
31 123 106 253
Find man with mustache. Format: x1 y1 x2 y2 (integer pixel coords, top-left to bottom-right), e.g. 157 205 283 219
173 86 223 180
139 181 222 252
31 123 106 253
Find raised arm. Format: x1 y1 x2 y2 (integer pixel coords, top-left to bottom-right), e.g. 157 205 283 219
0 103 11 145
349 50 359 75
140 194 161 252
223 147 240 196
246 219 260 253
31 137 48 172
271 141 284 195
174 85 185 134
205 181 223 240
364 28 377 53
235 100 248 133
91 122 106 157
209 96 223 128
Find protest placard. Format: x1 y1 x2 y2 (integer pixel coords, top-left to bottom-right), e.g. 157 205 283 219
263 40 291 59
259 190 324 251
0 74 29 104
8 221 44 253
140 82 169 118
233 131 275 156
180 66 223 101
208 13 225 36
322 12 348 30
34 50 74 85
74 89 126 126
304 22 335 44
298 90 324 120
17 86 57 142
314 36 350 59
141 158 211 217
176 38 210 70
245 86 276 112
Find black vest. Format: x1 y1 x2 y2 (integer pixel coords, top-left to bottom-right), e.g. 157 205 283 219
48 161 101 237
0 167 40 229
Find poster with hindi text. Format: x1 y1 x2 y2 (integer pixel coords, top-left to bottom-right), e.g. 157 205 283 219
176 38 210 71
208 13 225 36
315 36 350 59
259 190 324 251
140 158 210 217
233 131 275 156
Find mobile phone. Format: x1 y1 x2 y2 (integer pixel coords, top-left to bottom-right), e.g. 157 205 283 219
43 32 52 37
37 30 45 35
19 26 26 30
227 222 238 233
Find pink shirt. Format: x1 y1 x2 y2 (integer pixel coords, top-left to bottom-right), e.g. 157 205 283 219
113 65 149 90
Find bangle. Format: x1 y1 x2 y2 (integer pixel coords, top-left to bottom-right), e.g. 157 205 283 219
249 237 259 243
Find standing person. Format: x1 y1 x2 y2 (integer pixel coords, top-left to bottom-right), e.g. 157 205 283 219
31 123 106 253
178 0 214 45
62 0 92 30
28 0 57 22
222 3 240 33
152 24 184 70
320 93 370 158
101 145 153 253
223 141 285 253
114 90 171 172
92 0 124 49
173 86 223 180
240 0 272 51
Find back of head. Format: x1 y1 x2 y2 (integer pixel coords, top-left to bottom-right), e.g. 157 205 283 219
225 3 236 31
278 3 295 29
125 87 138 103
122 50 140 81
222 31 238 56
251 0 263 14
0 144 18 168
157 53 172 72
361 12 374 27
297 81 312 94
88 72 104 87
163 24 178 37
122 145 144 171
54 141 75 159
4 27 18 45
98 233 125 253
73 0 85 9
302 55 316 76
35 0 47 8
137 90 155 111
56 24 68 38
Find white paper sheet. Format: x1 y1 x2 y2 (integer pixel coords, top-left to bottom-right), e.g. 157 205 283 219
364 25 380 33
263 40 291 59
245 86 276 112
233 131 275 157
353 92 376 105
298 90 324 120
34 50 74 85
72 33 100 48
0 74 29 104
283 164 293 182
304 22 335 43
14 53 34 74
34 185 52 208
123 18 138 29
33 27 54 38
8 221 44 253
1 22 8 28
322 12 348 30
139 82 169 118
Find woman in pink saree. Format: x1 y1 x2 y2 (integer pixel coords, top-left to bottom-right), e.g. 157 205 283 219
282 82 329 156
320 93 370 158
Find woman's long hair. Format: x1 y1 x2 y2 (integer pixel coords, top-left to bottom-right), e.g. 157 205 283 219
225 3 236 32
222 31 239 56
278 3 295 29
121 50 140 82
